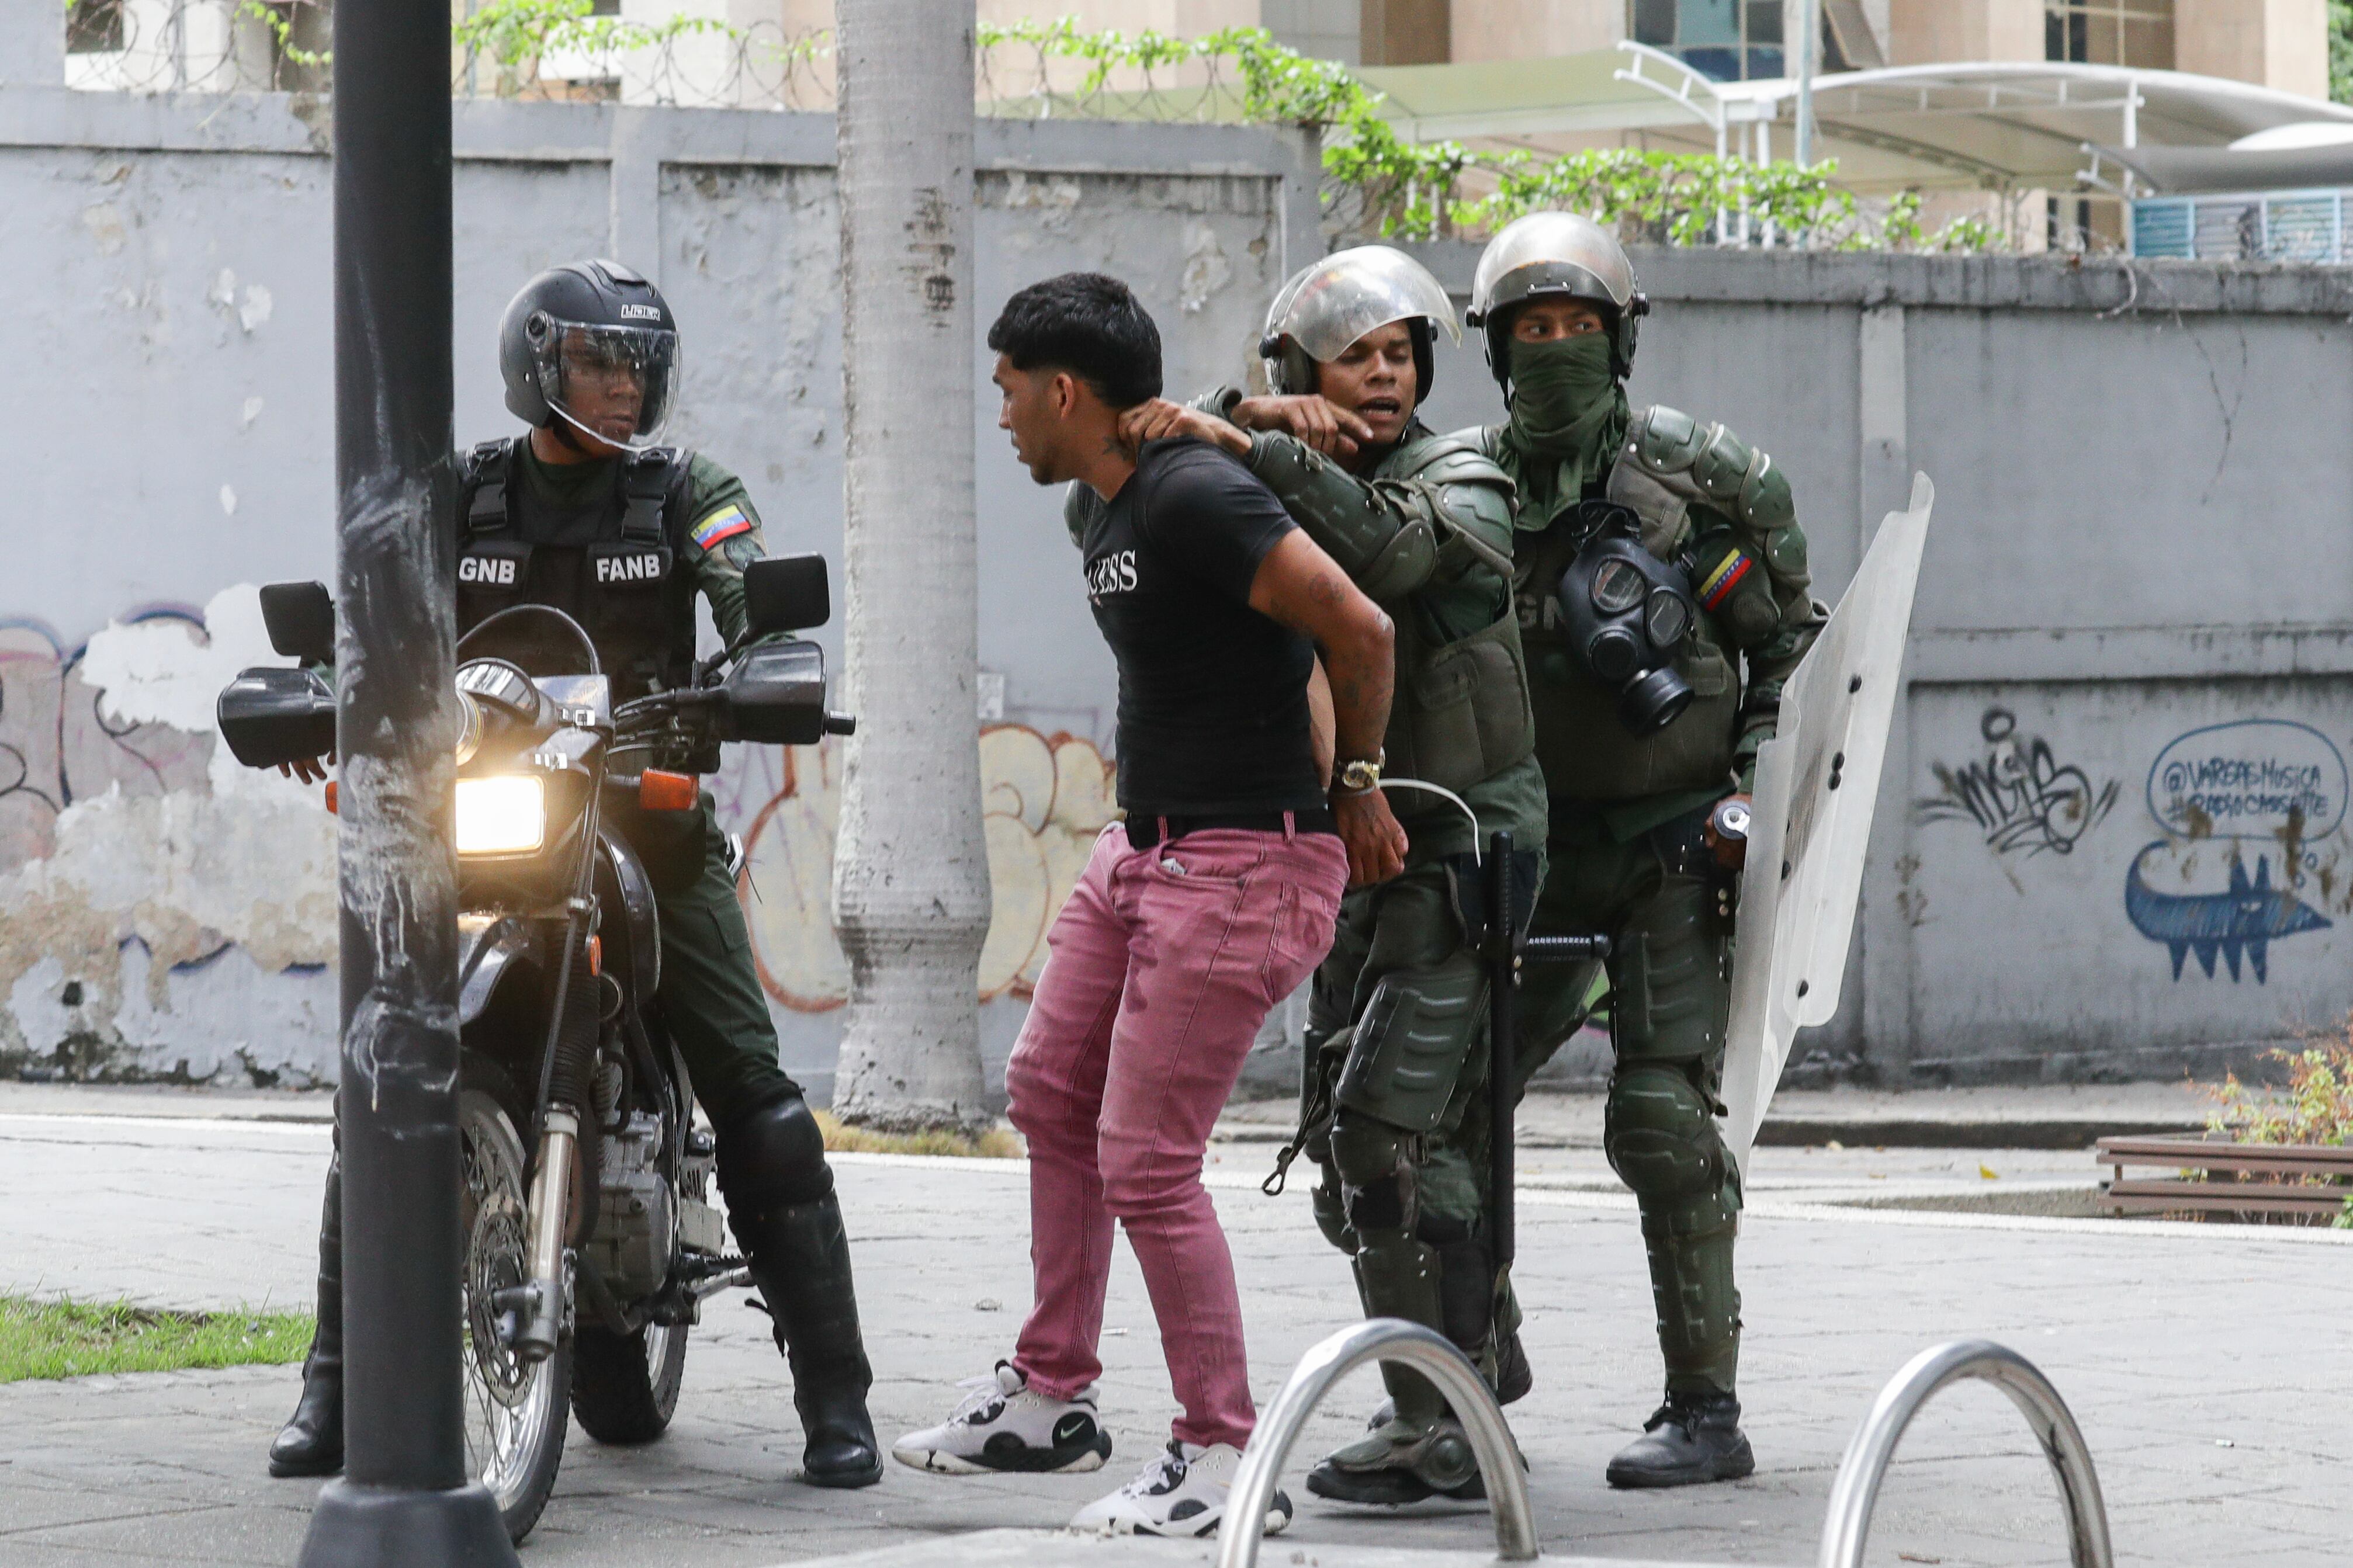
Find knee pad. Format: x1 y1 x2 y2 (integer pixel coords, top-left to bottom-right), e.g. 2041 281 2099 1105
1330 1111 1416 1236
716 1093 833 1215
1333 953 1486 1135
1310 1174 1357 1254
1604 1063 1727 1199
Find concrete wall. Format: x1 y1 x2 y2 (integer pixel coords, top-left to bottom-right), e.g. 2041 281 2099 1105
2175 0 2331 99
6 79 2349 1097
1886 0 2043 65
1450 0 1622 63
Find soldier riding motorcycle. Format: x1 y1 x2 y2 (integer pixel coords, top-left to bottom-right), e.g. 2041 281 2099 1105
237 259 882 1537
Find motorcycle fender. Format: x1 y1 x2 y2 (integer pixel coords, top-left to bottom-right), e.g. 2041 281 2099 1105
458 914 538 1029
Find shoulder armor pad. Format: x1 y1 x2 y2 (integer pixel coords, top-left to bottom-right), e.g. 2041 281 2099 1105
1395 434 1512 493
1628 405 1704 473
1446 424 1508 464
1626 406 1789 535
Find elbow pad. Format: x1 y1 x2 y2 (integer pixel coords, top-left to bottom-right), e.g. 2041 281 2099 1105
1247 432 1439 599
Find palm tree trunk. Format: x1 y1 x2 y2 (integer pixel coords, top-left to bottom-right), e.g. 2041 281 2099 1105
828 0 993 1133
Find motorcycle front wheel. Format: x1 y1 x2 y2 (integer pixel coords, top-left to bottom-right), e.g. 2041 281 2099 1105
459 1087 570 1543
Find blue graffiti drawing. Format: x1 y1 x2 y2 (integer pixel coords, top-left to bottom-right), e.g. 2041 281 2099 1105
2125 841 2331 983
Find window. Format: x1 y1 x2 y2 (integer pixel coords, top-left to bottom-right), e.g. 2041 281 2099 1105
1629 0 1786 82
65 0 124 54
2044 1 2174 70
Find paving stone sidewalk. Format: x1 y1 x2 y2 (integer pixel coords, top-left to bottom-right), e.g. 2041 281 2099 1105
1 1105 2340 1568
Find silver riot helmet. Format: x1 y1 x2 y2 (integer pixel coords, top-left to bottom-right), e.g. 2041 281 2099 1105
498 259 680 453
1256 245 1462 402
1463 213 1649 387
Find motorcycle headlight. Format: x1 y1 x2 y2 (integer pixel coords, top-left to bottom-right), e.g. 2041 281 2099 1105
456 775 546 856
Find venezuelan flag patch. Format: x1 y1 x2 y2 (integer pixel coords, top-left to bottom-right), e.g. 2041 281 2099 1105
1696 549 1754 612
690 505 753 551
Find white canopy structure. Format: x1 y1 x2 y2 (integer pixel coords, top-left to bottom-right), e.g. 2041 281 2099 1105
1353 44 2353 199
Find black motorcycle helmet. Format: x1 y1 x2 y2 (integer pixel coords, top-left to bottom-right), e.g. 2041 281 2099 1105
498 259 680 450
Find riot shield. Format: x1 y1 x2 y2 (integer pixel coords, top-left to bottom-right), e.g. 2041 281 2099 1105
1718 473 1934 1174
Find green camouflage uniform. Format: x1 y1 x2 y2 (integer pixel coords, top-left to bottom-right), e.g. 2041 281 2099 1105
477 441 796 1128
1187 393 1548 1437
1476 398 1823 1397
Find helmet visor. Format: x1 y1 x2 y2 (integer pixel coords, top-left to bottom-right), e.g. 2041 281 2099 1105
536 320 678 449
1269 246 1462 366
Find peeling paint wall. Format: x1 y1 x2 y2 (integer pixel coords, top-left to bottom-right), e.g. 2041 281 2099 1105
1 90 1302 1095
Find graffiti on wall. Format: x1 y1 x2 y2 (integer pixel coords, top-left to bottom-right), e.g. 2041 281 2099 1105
734 725 1117 1011
2125 719 2342 983
0 587 338 1080
1917 706 2119 863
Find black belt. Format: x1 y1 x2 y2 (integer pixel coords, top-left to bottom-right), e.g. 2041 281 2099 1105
1123 807 1336 851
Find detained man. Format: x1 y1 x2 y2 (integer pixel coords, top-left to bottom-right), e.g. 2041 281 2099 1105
891 272 1396 1538
1117 245 1545 1504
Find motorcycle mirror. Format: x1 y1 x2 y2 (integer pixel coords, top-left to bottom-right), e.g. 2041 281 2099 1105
259 582 335 665
743 555 830 638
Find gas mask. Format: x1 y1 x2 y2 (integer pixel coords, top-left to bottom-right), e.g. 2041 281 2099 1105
1555 502 1700 736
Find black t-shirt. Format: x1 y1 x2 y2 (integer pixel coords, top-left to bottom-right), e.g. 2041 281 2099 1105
1077 438 1322 816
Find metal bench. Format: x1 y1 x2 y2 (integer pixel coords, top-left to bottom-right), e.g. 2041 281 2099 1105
2097 1133 2353 1219
788 1320 2111 1568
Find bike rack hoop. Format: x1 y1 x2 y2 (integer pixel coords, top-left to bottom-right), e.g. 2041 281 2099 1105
1820 1338 2113 1568
1218 1319 1537 1568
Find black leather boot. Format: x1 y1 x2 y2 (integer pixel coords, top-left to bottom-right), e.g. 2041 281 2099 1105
269 1157 344 1479
739 1192 882 1489
1604 1389 1754 1489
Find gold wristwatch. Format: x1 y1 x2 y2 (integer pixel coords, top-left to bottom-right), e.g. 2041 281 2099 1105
1336 752 1384 796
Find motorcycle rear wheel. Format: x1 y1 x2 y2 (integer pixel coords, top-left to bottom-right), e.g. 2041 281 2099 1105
458 1088 570 1543
572 1319 688 1444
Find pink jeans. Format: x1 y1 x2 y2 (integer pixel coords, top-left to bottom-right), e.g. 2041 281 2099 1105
1006 820 1346 1449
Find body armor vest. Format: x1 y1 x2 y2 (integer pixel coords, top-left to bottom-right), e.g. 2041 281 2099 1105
1375 434 1536 797
456 438 697 702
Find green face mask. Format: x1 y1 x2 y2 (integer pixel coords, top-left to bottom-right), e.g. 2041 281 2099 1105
1508 334 1620 456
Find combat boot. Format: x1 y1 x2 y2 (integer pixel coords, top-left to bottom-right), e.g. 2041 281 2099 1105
740 1191 883 1489
269 1158 344 1478
1604 1389 1754 1489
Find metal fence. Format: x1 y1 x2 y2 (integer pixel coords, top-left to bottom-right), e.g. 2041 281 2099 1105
2132 188 2353 265
61 0 1284 120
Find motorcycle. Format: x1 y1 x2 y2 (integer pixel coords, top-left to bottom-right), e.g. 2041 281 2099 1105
216 556 853 1541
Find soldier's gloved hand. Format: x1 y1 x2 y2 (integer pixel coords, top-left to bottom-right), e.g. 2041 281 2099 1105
1229 394 1371 462
1333 786 1408 888
278 752 336 787
1117 398 1249 460
1704 793 1751 873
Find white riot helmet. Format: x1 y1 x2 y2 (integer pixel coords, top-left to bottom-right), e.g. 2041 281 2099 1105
1464 213 1649 387
1257 245 1461 402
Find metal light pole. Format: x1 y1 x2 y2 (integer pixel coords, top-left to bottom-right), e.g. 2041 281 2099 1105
1793 0 1819 168
295 0 518 1562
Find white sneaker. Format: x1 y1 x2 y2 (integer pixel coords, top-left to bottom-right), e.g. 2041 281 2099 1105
1069 1440 1292 1538
892 1362 1113 1475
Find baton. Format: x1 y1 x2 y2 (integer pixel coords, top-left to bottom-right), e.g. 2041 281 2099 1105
1486 827 1609 1275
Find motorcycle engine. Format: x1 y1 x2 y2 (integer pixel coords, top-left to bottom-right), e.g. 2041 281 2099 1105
585 1112 675 1302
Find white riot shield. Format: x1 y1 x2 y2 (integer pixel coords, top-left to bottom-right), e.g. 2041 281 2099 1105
1718 473 1934 1174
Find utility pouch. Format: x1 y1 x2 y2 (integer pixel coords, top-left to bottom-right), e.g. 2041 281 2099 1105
1334 955 1488 1133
